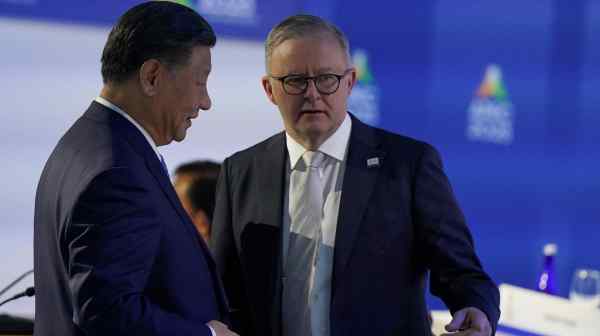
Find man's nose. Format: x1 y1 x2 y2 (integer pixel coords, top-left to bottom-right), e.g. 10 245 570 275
199 92 212 111
303 79 321 100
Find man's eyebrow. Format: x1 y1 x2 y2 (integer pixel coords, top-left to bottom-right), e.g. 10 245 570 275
317 67 336 73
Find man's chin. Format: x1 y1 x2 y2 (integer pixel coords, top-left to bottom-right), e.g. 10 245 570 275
296 124 334 140
298 116 329 128
173 132 187 143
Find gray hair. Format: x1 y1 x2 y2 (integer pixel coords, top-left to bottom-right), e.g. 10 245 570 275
265 14 351 72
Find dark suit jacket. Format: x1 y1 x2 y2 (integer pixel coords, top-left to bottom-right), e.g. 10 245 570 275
211 115 500 336
34 101 229 336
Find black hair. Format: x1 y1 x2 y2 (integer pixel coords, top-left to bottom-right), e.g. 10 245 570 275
175 160 221 221
188 177 218 222
175 160 220 179
101 1 216 84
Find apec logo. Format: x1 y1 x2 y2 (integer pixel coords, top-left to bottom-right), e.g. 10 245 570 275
348 49 380 127
466 64 514 145
198 0 257 24
171 0 257 23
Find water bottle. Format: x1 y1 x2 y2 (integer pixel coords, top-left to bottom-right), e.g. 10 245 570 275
537 243 557 295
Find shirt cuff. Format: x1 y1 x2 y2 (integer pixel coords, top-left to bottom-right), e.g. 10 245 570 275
207 324 216 336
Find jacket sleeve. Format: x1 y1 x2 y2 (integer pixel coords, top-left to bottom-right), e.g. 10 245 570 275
210 158 252 334
67 167 212 336
413 143 500 332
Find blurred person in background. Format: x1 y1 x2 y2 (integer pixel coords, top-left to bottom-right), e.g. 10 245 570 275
174 160 221 242
211 14 499 336
33 2 236 336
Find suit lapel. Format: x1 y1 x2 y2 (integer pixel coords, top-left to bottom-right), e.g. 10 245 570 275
144 149 233 317
255 133 287 231
89 102 217 266
247 133 287 336
86 102 229 317
145 154 217 264
332 117 385 296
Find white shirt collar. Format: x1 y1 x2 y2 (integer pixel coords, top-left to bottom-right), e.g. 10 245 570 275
285 113 352 170
94 96 162 160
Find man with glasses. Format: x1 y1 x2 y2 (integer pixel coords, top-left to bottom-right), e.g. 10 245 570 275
211 14 499 336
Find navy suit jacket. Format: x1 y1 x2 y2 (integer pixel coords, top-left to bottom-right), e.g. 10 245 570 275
211 114 500 336
34 101 229 336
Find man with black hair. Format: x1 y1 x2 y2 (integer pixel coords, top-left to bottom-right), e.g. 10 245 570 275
33 2 236 336
174 160 221 242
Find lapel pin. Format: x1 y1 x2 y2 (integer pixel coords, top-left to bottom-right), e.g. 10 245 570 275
366 157 381 168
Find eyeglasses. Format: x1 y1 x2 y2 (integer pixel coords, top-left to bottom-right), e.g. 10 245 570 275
269 69 353 95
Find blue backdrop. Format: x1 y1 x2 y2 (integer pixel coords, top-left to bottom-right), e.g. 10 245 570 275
334 1 600 308
1 0 598 310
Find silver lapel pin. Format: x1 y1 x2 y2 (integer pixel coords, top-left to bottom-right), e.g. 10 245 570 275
366 157 380 168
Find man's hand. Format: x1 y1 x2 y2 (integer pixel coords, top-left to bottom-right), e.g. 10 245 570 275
207 320 239 336
441 307 492 336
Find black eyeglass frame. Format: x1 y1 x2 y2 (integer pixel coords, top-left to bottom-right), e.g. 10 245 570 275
269 68 353 95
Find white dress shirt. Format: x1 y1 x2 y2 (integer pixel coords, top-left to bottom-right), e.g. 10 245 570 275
283 113 352 335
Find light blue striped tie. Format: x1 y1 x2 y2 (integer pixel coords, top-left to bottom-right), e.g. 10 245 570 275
283 151 327 336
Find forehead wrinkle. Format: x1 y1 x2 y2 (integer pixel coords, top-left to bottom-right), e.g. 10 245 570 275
268 35 348 74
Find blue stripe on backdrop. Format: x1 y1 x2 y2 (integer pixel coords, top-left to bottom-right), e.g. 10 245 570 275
0 0 141 26
577 1 600 286
542 0 586 299
0 0 306 39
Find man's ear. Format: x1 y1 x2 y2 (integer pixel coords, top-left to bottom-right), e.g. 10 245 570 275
261 76 278 105
191 209 211 241
345 67 358 96
139 59 162 96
